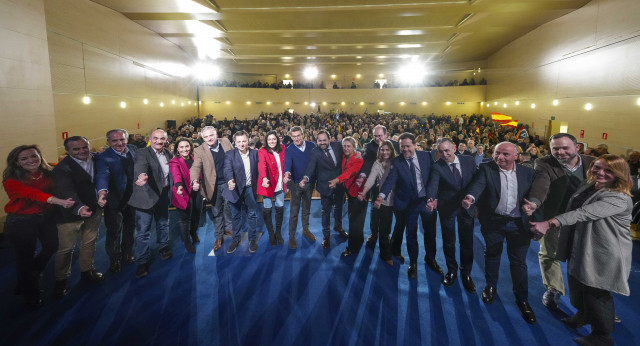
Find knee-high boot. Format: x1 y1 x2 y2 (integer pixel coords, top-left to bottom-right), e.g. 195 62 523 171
180 220 196 253
275 206 285 245
263 208 275 246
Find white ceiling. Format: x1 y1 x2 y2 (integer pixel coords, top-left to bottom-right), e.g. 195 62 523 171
91 0 591 71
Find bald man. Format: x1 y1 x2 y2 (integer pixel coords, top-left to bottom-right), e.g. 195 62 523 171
462 142 539 324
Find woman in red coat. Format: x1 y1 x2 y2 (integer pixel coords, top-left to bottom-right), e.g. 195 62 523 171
257 131 286 246
169 138 202 253
3 145 74 307
328 137 365 257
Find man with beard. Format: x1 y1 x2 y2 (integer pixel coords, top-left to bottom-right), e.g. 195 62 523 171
522 133 594 310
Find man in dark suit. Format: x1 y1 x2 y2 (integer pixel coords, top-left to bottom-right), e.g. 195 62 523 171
224 130 261 254
521 133 595 310
355 125 400 250
301 130 347 249
52 136 104 298
96 129 137 273
427 138 477 292
376 132 434 278
455 142 472 156
128 129 174 278
462 142 538 324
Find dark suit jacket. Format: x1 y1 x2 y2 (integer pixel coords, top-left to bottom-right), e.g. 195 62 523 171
359 139 400 177
465 161 537 229
527 154 595 220
128 146 174 210
427 155 476 217
304 142 343 196
379 150 432 211
95 145 137 208
223 148 259 203
53 153 99 222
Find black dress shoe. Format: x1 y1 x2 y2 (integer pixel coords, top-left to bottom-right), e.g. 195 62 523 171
574 333 614 346
334 228 349 238
365 235 377 249
482 285 496 303
443 272 457 287
53 280 68 299
159 246 173 260
408 263 417 278
81 269 104 283
341 249 356 257
425 257 444 275
562 313 587 329
542 288 561 310
322 236 330 249
516 300 537 324
461 274 476 293
135 263 149 279
25 291 43 308
109 259 122 273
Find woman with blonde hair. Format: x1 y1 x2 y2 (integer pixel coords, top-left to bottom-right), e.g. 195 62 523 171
531 155 633 345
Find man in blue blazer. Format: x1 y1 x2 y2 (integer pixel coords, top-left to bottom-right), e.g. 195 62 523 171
376 132 433 278
462 142 538 324
128 129 174 278
301 130 347 249
427 138 477 292
96 129 137 273
223 130 260 254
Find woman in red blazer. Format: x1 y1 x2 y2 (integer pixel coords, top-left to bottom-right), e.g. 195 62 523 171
3 145 74 307
328 137 365 257
257 131 287 246
169 138 202 253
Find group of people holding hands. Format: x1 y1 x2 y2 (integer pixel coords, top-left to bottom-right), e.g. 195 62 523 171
3 120 633 345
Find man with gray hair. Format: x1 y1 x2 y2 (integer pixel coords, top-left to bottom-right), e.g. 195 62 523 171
128 129 174 278
190 126 234 252
96 129 137 274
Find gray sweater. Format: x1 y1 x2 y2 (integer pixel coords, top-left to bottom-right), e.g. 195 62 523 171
555 182 633 295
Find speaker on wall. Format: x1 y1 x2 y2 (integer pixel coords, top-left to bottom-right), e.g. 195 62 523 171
166 120 176 129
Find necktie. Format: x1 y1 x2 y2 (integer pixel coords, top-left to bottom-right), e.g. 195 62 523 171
451 163 462 188
325 148 335 166
408 158 418 189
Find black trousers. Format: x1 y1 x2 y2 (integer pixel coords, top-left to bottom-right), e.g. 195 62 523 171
346 195 368 252
440 209 474 274
421 210 438 262
320 186 344 238
569 275 615 334
4 211 58 295
390 210 407 256
104 203 135 262
177 191 203 232
372 205 394 261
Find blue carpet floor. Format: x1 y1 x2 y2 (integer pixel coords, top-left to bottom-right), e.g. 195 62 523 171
1 199 639 345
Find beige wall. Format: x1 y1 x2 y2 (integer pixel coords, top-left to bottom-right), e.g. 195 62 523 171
0 0 59 231
45 0 198 154
199 85 486 118
484 0 640 154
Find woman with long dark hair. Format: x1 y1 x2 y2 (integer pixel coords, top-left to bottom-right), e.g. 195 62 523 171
3 145 74 307
169 138 202 253
257 131 286 245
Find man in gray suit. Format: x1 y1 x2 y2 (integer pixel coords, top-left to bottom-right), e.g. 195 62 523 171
129 129 174 278
522 133 594 310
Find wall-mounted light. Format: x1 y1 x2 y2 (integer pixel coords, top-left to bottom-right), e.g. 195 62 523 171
553 99 559 106
446 101 451 105
160 102 164 107
422 102 427 105
120 101 126 108
400 102 405 105
531 103 536 109
503 103 507 108
181 102 184 107
515 101 520 106
584 103 592 110
266 101 271 105
379 102 384 105
82 96 91 104
360 102 364 105
226 101 231 104
143 98 148 105
246 101 251 105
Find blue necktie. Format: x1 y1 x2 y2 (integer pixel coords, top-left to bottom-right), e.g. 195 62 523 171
451 163 462 189
408 158 418 189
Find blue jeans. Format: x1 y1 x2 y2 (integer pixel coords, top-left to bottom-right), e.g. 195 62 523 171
134 187 170 264
230 186 259 243
262 190 284 208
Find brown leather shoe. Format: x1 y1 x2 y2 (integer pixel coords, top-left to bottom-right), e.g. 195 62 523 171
384 259 394 266
213 238 223 251
322 236 330 249
302 229 316 242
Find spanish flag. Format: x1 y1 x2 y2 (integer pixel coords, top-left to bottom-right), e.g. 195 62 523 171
491 112 512 124
500 121 518 128
476 126 480 135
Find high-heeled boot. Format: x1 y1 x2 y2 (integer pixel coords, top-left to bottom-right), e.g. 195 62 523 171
275 206 285 245
263 208 276 246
